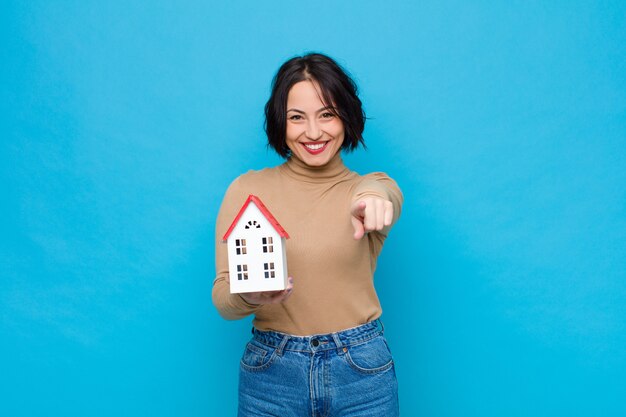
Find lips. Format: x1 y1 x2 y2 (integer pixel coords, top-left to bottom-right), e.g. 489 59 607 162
301 141 329 155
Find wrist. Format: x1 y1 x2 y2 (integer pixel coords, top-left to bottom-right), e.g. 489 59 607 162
238 293 260 307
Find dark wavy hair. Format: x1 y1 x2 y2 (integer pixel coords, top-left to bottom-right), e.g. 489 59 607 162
264 53 366 158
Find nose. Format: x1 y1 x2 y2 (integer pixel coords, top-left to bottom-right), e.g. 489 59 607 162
305 120 323 141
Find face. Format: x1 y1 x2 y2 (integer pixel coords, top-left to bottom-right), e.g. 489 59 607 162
285 80 345 167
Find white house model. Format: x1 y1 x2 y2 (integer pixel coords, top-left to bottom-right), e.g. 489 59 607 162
222 194 289 294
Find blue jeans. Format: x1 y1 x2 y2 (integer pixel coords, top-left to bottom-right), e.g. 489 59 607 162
238 319 399 417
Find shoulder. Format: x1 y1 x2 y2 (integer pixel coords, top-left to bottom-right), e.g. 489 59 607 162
358 171 399 183
222 166 283 198
351 171 403 206
237 167 278 182
353 171 402 192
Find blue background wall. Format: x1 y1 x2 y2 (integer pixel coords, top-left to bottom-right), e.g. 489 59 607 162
2 1 625 416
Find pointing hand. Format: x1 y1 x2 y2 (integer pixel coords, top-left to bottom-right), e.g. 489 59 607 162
350 197 394 240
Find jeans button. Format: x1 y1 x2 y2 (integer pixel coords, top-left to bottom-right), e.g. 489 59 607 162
311 339 319 347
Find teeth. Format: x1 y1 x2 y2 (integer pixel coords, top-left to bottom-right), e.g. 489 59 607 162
305 143 325 150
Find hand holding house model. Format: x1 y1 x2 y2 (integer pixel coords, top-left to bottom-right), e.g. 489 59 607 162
222 195 290 294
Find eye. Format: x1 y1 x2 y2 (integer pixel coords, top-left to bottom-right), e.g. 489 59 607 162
321 112 335 119
288 114 303 121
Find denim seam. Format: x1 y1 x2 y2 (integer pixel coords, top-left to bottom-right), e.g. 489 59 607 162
309 354 315 417
245 342 267 358
343 351 395 375
240 344 277 372
239 354 277 372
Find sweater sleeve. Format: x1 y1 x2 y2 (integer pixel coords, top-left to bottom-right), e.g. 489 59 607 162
211 176 262 320
352 172 403 237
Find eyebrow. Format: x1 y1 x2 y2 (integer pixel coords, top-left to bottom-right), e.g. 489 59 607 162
287 106 335 114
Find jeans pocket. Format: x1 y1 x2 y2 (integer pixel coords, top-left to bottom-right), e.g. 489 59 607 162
240 341 277 372
343 335 394 375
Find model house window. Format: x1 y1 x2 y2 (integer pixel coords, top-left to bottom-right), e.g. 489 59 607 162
262 237 274 253
264 262 275 279
245 220 261 229
235 239 247 255
237 264 248 280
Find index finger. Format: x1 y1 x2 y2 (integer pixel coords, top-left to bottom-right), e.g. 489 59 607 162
351 200 367 217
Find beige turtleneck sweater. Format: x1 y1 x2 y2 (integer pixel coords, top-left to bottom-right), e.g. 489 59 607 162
212 153 403 336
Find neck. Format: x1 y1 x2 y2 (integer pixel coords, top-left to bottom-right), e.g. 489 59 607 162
281 152 350 183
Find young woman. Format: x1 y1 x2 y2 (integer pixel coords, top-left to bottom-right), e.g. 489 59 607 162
213 53 403 416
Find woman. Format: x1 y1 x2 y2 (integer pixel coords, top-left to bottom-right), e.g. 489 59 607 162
213 53 403 416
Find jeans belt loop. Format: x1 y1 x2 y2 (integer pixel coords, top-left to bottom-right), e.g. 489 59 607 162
331 333 347 355
276 334 290 357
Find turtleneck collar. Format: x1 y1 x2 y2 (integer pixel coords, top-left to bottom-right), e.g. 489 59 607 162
280 151 351 183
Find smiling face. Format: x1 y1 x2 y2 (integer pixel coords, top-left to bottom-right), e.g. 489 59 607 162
285 80 345 167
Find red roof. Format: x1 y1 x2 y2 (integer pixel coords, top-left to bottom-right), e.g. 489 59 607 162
222 194 290 241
